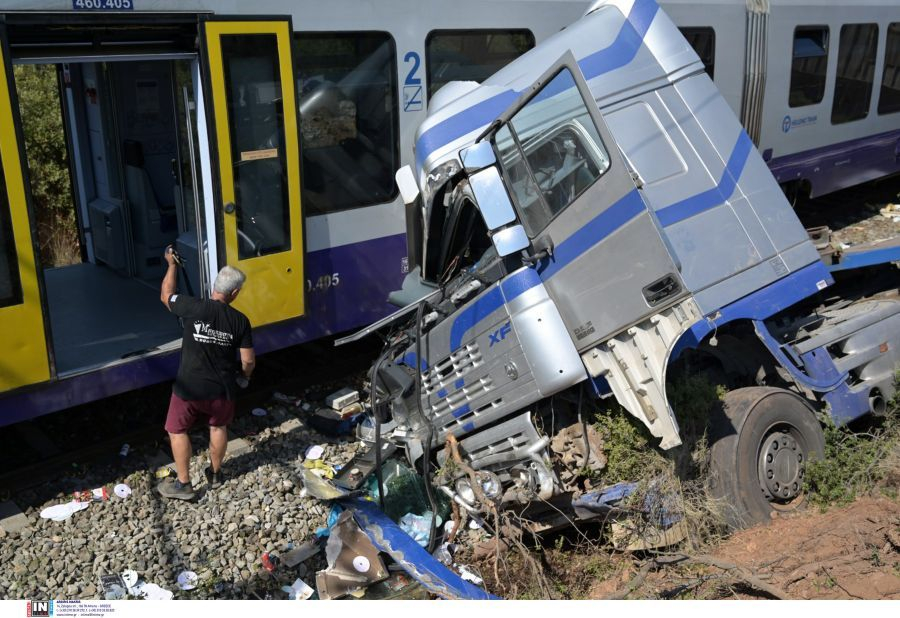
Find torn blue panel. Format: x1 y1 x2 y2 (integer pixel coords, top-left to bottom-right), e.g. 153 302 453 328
314 503 345 538
342 497 501 600
573 481 683 528
572 482 638 519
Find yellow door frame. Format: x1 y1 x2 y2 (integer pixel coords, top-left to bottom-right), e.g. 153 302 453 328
203 19 305 327
0 35 50 391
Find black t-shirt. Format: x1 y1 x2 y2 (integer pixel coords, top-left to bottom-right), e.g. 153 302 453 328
168 294 252 401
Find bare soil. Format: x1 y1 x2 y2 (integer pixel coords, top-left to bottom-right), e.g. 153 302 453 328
562 496 900 600
697 496 900 600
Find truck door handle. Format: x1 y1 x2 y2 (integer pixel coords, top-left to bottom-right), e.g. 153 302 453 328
643 274 680 307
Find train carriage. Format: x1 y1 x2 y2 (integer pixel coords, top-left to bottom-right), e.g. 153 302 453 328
0 0 588 424
0 0 898 426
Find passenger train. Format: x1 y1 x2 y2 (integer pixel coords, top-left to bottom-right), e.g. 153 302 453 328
0 0 897 425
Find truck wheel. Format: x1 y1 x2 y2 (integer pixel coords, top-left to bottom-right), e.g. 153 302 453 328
709 387 824 528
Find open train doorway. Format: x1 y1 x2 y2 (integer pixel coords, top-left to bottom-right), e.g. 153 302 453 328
13 53 207 376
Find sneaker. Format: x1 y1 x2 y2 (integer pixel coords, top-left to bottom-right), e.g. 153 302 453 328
157 478 195 500
204 466 224 489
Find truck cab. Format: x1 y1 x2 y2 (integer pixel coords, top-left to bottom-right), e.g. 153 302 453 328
355 0 900 528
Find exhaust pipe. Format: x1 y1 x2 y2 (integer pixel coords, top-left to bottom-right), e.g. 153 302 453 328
869 392 886 416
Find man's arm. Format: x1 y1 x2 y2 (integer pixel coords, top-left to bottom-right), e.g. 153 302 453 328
240 347 256 379
161 247 178 310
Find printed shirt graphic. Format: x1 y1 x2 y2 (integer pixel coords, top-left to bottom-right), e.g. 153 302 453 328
168 294 252 401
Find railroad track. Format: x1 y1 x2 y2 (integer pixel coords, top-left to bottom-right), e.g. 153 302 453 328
0 336 379 496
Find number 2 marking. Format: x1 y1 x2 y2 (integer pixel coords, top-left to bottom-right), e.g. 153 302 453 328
404 51 421 85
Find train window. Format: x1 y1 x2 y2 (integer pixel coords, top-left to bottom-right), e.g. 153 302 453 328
221 34 292 259
294 32 399 215
0 152 23 309
789 26 829 107
679 27 715 79
426 30 535 100
878 23 900 115
493 68 610 238
832 23 878 124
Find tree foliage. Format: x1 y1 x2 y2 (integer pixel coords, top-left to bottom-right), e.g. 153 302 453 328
13 64 79 267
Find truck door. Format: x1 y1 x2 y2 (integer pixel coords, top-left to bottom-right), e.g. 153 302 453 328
490 55 685 352
202 18 305 326
0 29 50 391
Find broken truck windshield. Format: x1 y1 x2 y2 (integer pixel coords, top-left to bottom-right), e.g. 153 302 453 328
492 67 610 237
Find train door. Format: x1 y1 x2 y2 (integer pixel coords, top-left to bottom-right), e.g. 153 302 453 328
3 17 208 377
0 28 50 391
201 19 305 327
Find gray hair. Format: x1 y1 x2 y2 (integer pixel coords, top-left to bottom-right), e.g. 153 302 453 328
213 265 246 295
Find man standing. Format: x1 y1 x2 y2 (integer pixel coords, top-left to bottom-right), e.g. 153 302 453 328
157 247 255 500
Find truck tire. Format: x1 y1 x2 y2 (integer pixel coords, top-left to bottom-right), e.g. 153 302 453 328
708 387 825 528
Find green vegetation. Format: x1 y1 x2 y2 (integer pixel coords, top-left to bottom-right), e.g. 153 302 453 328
13 64 79 267
804 388 900 508
593 403 662 485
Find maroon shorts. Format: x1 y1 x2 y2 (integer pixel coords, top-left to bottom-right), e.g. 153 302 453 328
165 393 235 434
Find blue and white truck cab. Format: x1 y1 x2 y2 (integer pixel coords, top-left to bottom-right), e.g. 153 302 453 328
343 0 900 527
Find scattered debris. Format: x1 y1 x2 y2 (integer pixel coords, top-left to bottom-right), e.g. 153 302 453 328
343 497 499 600
122 569 174 600
399 511 438 547
273 392 298 404
134 582 174 600
282 539 322 567
113 483 132 499
39 500 89 522
304 445 324 460
358 573 430 600
326 388 359 410
251 408 268 417
302 468 349 502
73 487 108 502
879 203 900 218
315 510 388 599
261 551 279 573
176 570 198 591
308 407 364 437
455 564 484 586
282 578 315 600
98 573 127 599
121 569 139 591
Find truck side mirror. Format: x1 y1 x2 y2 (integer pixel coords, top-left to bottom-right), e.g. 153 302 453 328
469 167 515 230
491 224 529 257
395 165 420 205
460 141 496 172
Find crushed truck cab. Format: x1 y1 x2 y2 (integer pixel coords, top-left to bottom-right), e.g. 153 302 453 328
344 0 900 528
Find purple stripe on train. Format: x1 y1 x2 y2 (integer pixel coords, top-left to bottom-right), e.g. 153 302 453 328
767 127 900 198
0 234 407 426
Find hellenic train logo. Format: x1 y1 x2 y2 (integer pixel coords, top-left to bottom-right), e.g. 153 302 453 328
27 601 53 617
782 115 792 133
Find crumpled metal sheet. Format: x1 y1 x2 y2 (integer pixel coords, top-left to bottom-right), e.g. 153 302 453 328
315 510 388 599
341 497 501 600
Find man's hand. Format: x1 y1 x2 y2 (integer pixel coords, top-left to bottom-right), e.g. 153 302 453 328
161 246 179 308
164 245 177 267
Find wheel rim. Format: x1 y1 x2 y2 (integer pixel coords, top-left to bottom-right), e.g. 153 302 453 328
757 424 806 503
